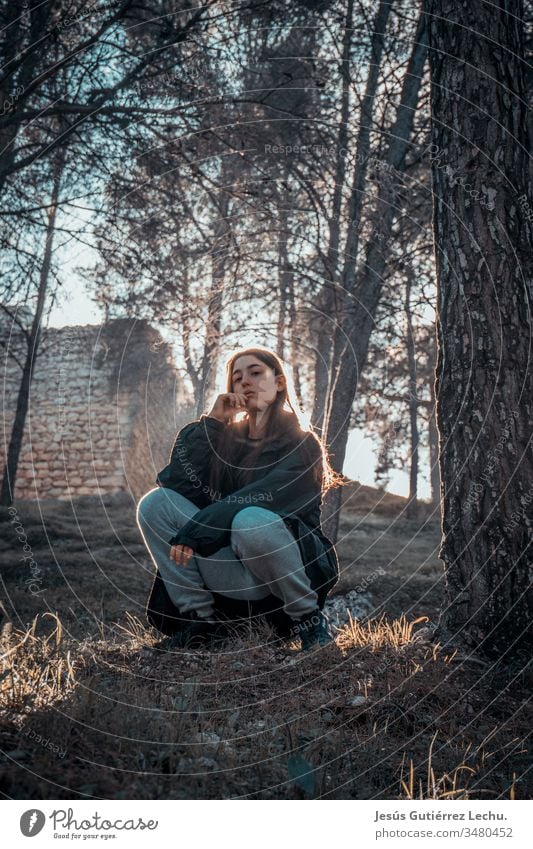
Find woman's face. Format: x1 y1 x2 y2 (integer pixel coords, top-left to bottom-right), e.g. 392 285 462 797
231 355 284 413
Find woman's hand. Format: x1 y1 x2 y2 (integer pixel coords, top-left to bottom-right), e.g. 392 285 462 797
170 544 194 567
207 392 248 424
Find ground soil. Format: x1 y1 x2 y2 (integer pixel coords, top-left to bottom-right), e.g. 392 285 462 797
0 489 530 800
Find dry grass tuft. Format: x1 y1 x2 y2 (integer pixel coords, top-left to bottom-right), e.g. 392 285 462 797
338 613 430 650
1 613 76 716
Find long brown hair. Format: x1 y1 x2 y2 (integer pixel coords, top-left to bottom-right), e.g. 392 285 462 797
206 347 343 498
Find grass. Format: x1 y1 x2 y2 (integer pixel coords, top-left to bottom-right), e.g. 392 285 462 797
0 493 531 800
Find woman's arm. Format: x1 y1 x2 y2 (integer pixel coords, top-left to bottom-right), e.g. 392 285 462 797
168 435 322 556
157 393 248 504
156 415 226 506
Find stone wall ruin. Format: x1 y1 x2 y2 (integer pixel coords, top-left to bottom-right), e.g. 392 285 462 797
1 317 193 501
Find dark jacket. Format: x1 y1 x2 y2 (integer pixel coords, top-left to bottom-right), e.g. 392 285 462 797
146 413 339 636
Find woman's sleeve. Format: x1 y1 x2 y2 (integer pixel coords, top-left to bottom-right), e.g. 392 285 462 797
169 435 322 556
156 415 226 506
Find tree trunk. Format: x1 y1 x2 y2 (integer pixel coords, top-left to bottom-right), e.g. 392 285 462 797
427 332 441 510
426 0 533 656
276 211 289 360
0 158 63 505
311 0 355 433
405 274 419 519
277 207 305 407
197 278 224 417
311 318 331 434
322 11 428 541
326 0 394 426
181 268 201 400
197 200 229 416
428 404 440 509
285 254 304 408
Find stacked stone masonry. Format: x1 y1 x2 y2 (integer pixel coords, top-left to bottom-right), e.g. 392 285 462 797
1 317 193 501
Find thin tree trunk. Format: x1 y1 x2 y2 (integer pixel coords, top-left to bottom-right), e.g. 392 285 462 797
427 332 441 510
0 157 63 505
428 404 440 508
285 253 303 408
276 211 289 360
311 0 355 432
181 268 201 399
311 320 331 434
322 10 427 541
405 273 419 518
326 0 394 428
197 199 229 416
197 279 224 417
426 0 533 656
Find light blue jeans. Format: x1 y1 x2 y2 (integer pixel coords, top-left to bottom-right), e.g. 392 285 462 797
136 487 318 620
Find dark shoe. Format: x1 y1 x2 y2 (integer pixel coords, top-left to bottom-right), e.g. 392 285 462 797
153 610 228 650
289 608 333 651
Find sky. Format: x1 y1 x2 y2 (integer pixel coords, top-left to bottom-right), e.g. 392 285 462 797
47 278 431 500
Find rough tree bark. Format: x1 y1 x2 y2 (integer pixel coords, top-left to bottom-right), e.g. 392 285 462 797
426 0 533 656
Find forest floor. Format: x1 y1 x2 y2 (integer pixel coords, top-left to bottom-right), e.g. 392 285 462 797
0 486 530 800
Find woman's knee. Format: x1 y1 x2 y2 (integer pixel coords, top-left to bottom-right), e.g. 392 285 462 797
136 487 166 526
137 487 199 529
231 507 286 552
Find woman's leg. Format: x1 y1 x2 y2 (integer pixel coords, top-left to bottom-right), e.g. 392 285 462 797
194 546 272 603
137 488 216 617
230 507 319 620
136 488 271 617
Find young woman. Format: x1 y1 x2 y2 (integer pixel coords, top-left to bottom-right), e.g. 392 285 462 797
136 346 342 651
